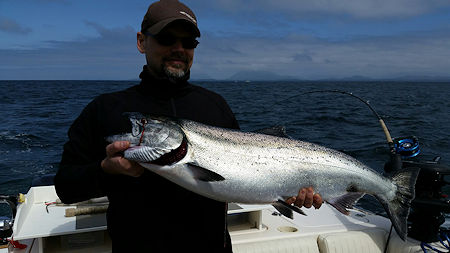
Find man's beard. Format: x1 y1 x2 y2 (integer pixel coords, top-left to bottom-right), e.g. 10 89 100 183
164 64 187 80
162 53 190 81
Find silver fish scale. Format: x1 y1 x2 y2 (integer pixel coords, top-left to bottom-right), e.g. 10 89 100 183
177 120 396 204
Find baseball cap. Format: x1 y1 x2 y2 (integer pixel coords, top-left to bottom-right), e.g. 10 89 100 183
141 0 200 37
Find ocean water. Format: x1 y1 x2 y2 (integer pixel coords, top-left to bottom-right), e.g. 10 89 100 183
0 80 449 215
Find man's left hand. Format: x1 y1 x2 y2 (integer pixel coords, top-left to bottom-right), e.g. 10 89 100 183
286 187 323 209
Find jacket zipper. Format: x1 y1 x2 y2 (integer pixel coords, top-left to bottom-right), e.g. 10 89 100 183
170 98 177 117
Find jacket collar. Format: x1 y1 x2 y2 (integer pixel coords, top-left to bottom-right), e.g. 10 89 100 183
138 65 191 98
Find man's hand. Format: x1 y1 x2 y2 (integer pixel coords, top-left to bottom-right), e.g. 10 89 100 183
286 187 323 209
101 141 144 177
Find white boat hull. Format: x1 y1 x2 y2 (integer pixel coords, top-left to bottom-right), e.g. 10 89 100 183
2 186 447 253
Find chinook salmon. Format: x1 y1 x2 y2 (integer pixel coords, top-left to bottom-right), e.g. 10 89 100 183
107 113 419 240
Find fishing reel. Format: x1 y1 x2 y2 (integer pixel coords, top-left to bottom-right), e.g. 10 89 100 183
385 136 450 242
295 90 449 242
393 136 420 159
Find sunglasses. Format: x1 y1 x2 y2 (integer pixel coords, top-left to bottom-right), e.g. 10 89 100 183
144 32 199 49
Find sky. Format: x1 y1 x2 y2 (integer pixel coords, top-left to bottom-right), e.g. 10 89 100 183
1 0 450 80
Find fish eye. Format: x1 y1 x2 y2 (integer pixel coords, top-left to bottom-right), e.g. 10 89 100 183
132 125 141 137
132 121 143 136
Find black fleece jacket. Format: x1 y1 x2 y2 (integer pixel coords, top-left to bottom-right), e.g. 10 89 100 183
55 66 239 252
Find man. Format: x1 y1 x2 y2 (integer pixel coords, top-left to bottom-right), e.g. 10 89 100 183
55 0 322 252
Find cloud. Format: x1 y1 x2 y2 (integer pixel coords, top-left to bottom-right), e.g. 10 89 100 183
36 0 69 2
0 16 32 34
0 23 144 80
198 0 450 20
1 21 449 80
292 52 314 63
193 27 450 80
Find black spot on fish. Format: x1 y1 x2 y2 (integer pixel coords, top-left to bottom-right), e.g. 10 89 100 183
346 184 358 192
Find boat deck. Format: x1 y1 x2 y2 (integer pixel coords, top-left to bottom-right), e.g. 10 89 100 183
3 186 446 253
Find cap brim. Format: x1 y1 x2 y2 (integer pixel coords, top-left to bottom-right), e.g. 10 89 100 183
146 18 200 37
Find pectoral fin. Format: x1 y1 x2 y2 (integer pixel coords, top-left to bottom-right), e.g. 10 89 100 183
124 146 171 162
187 163 225 182
272 199 306 219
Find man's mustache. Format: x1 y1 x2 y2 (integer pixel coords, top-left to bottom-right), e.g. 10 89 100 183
163 53 189 64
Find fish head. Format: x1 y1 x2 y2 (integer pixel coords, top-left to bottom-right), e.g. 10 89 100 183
106 113 185 163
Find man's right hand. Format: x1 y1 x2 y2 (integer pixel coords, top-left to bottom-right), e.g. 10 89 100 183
101 141 144 177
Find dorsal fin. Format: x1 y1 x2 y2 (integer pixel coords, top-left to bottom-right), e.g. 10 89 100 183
254 126 291 138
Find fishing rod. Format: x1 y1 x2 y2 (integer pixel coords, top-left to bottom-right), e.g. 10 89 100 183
279 89 449 245
280 89 401 250
278 89 418 163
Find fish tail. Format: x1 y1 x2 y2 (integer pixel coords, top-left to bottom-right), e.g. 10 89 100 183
377 167 420 241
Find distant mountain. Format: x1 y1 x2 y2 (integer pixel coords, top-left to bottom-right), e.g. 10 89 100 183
314 75 374 82
191 73 216 81
227 70 299 81
191 72 450 82
338 75 450 82
315 75 450 82
340 75 374 81
387 75 450 82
